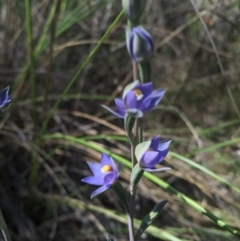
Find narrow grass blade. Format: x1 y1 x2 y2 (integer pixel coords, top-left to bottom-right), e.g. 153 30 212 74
169 151 240 194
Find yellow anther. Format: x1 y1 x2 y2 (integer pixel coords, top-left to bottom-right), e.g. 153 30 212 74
133 89 143 100
101 165 113 173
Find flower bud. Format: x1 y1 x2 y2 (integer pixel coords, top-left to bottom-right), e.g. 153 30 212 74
126 26 154 63
122 0 145 21
0 86 11 116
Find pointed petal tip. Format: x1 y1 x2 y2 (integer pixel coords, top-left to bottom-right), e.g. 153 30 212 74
101 105 124 118
158 139 172 151
90 185 110 199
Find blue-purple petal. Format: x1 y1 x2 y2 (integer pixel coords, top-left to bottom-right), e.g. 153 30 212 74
138 94 152 111
125 90 137 109
101 105 124 118
103 172 117 185
139 83 152 97
115 99 126 116
150 136 160 150
158 149 169 162
101 153 112 167
87 162 102 176
0 87 11 107
109 157 118 174
90 185 111 199
140 151 160 168
81 176 104 186
158 140 172 151
147 89 166 110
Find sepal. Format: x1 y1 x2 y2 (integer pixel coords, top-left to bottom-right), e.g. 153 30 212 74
101 105 124 119
135 140 151 163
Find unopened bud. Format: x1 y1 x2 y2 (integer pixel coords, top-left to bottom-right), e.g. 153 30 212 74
126 26 154 63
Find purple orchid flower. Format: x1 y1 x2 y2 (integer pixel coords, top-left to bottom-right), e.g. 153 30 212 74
135 136 171 172
0 86 11 114
0 87 11 107
102 80 166 118
82 153 119 199
126 26 154 63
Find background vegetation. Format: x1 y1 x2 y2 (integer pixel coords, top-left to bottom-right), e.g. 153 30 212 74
0 0 240 240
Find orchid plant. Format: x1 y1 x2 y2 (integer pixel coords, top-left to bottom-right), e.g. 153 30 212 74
82 1 171 240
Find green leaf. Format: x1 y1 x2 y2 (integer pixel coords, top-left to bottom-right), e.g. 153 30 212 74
135 200 168 240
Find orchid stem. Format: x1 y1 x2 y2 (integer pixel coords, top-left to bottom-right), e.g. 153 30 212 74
132 60 138 81
128 116 141 241
129 140 137 241
138 62 151 83
128 212 135 241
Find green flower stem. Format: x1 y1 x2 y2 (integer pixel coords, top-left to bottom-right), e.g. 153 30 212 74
128 212 135 241
129 118 143 241
127 19 139 29
137 120 143 143
129 130 137 241
132 60 139 81
138 62 151 83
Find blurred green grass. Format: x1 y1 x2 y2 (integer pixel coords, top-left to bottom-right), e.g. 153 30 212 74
0 0 240 240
